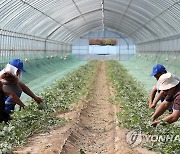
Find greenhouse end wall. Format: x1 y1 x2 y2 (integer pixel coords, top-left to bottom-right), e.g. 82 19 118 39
72 30 135 60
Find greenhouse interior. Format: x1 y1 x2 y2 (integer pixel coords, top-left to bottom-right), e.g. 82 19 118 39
0 0 180 153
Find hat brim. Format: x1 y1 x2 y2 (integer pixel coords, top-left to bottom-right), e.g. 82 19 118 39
158 80 179 90
19 68 26 72
150 72 156 76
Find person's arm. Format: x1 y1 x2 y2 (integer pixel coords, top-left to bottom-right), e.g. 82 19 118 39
152 110 180 126
5 92 26 108
150 90 166 108
149 86 157 108
151 100 170 121
19 82 42 104
162 110 180 123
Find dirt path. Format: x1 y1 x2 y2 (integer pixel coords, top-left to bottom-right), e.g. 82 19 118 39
14 61 156 154
61 62 118 154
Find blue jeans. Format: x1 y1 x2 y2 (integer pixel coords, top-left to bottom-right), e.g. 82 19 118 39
5 103 15 114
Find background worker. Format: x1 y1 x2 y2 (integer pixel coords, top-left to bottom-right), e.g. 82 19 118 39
0 59 42 113
0 72 26 113
149 64 169 110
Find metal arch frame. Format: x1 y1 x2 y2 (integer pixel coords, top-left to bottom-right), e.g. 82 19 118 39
53 20 114 42
0 1 21 24
0 0 78 52
46 9 103 40
115 0 133 31
29 0 89 49
1 1 160 43
46 5 154 40
1 0 180 46
21 0 79 37
2 1 36 32
161 9 180 32
127 1 179 37
105 0 162 37
2 0 79 39
45 7 159 42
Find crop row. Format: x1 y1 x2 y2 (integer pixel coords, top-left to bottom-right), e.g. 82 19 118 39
107 61 179 154
0 61 98 154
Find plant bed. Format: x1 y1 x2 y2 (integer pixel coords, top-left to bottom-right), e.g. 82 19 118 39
0 61 98 153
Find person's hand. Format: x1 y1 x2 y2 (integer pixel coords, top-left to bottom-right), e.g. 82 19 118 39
33 96 43 104
151 120 160 127
148 102 151 108
149 102 153 108
22 105 27 109
150 103 156 109
19 105 27 111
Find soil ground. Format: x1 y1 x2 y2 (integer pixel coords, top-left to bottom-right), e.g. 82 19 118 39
13 61 156 154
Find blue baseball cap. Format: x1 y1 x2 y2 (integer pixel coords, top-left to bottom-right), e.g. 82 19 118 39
150 64 166 76
9 59 26 72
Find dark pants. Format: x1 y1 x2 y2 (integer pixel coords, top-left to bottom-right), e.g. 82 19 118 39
0 111 10 123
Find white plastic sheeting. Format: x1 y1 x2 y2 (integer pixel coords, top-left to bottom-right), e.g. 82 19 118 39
1 0 180 44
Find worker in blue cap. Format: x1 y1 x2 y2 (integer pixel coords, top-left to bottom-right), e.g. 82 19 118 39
10 58 26 72
0 59 43 113
149 64 169 110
